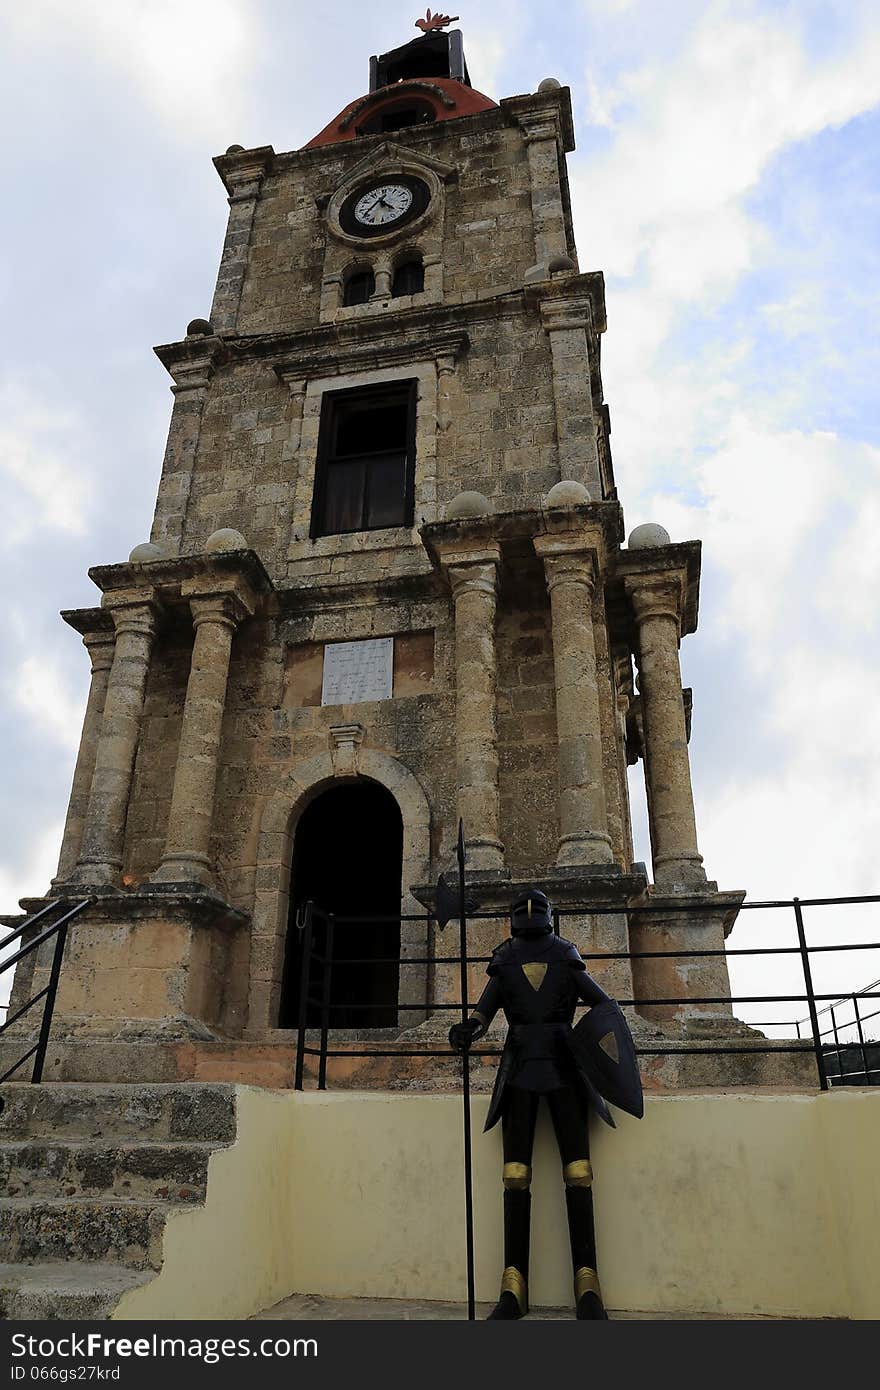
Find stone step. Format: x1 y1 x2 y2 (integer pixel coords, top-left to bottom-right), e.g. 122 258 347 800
0 1197 180 1270
0 1261 155 1321
0 1140 218 1202
0 1082 237 1143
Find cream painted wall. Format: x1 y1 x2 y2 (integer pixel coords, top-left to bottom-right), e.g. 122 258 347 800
114 1088 879 1320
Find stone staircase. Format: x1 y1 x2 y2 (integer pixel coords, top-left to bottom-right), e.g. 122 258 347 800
0 1082 236 1319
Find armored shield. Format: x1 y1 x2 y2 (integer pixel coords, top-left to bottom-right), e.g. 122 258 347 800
570 1000 644 1119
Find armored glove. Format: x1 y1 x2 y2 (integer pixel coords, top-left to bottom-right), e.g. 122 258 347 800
448 1016 486 1053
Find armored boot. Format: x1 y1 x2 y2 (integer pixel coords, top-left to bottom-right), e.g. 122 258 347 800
563 1160 608 1320
488 1164 531 1319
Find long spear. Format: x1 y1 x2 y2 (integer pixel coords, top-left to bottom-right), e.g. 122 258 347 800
456 818 476 1321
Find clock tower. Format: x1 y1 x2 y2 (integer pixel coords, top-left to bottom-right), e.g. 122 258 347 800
6 22 781 1088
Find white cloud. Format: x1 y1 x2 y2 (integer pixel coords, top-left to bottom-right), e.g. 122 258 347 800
1 0 258 141
4 654 85 755
580 6 880 292
0 378 92 543
572 2 880 501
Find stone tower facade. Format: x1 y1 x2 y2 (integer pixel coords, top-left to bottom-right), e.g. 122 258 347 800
7 28 752 1086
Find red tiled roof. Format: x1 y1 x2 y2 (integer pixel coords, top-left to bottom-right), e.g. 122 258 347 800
304 77 497 148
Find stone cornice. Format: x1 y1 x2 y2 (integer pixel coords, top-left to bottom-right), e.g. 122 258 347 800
153 334 227 388
412 867 647 915
150 278 606 379
274 328 468 386
255 301 501 368
21 890 248 930
60 606 114 638
88 549 274 610
212 145 276 198
422 500 623 566
527 273 607 335
610 541 702 639
275 570 441 618
500 88 576 153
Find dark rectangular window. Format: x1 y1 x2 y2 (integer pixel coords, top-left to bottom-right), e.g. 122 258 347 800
311 381 417 538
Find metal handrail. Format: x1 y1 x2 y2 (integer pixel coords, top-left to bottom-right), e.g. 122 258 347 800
0 898 92 1083
292 892 879 1094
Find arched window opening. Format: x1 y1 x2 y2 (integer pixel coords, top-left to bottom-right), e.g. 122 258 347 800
343 269 375 306
357 101 436 137
279 781 403 1029
392 258 424 298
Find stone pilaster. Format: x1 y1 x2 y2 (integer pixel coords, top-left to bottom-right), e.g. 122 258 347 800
72 596 160 886
442 546 505 872
151 334 224 555
209 146 274 331
534 532 613 867
626 573 706 890
151 577 256 887
539 296 601 492
518 110 569 269
54 618 116 882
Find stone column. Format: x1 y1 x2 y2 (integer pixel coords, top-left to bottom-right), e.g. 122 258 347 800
73 598 160 886
540 297 601 493
534 537 613 867
443 548 505 871
518 112 569 269
151 333 222 555
209 147 274 332
151 587 252 887
626 575 706 890
54 626 116 882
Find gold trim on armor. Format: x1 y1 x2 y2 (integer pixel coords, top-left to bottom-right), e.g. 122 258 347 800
500 1266 528 1314
522 963 547 991
502 1161 532 1190
574 1266 602 1302
563 1159 593 1188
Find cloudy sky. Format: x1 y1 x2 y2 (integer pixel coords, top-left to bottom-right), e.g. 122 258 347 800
1 0 878 1037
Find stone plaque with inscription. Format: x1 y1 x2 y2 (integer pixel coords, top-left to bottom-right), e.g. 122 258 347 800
321 637 394 706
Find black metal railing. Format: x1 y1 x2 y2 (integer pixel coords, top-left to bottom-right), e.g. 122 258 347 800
0 898 92 1083
292 893 880 1093
764 977 880 1086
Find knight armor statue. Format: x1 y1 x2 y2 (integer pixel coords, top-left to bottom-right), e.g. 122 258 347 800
449 888 643 1320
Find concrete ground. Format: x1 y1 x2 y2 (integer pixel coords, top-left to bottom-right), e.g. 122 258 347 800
250 1293 799 1320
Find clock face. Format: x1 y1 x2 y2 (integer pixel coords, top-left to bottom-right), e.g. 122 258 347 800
354 184 413 227
338 175 431 239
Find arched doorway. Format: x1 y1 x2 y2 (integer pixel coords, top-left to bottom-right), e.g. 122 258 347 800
278 780 403 1029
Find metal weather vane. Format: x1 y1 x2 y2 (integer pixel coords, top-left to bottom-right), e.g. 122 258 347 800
415 9 459 32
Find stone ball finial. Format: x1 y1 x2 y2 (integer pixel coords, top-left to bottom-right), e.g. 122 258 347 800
205 527 248 553
445 490 492 520
226 144 245 154
186 318 213 337
544 480 591 508
548 254 576 274
129 542 163 563
537 77 562 92
628 522 671 549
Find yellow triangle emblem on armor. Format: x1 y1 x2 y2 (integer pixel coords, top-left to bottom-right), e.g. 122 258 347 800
522 963 547 991
598 1030 619 1063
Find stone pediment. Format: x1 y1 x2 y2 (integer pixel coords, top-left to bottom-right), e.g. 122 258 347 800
319 141 456 208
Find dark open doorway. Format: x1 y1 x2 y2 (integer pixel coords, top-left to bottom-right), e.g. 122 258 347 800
279 780 403 1029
